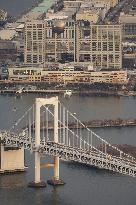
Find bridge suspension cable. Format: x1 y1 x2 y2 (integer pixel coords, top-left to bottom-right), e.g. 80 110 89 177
42 103 105 155
57 101 136 163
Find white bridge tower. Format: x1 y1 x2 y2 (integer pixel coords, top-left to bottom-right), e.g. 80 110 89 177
28 97 64 187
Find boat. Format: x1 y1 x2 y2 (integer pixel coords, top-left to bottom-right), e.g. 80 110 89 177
15 88 23 94
12 107 17 112
64 90 72 98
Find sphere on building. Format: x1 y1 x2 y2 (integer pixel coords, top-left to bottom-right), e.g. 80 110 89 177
52 21 65 34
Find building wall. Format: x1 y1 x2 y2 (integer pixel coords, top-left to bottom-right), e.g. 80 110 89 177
24 20 45 64
76 23 122 70
24 20 122 69
0 145 25 172
9 67 128 84
41 70 127 84
119 13 136 40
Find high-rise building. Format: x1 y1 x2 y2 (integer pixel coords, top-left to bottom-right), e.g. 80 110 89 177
24 19 122 70
119 12 136 40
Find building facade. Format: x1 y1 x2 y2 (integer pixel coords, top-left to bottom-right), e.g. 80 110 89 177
24 20 122 69
9 67 127 84
119 12 136 40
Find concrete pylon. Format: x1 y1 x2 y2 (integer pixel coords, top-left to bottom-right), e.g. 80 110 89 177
28 97 64 188
28 98 46 188
47 97 65 186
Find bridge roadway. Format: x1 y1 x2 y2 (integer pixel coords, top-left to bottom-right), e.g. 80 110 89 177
1 131 136 178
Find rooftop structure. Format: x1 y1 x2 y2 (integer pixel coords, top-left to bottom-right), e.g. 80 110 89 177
76 9 100 23
0 29 16 40
119 12 136 24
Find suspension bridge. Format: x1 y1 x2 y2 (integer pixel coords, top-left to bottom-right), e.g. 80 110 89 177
0 96 136 187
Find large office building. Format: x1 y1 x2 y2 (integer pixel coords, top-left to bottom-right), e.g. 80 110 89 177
119 12 136 40
24 19 122 70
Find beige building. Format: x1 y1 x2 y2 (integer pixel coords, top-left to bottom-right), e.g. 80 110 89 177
76 23 122 69
9 67 127 84
119 12 136 40
41 70 127 84
24 19 122 70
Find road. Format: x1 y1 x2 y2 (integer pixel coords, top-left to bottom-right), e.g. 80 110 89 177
104 0 136 23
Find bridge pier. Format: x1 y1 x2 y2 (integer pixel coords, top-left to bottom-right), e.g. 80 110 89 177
47 97 65 186
28 98 46 188
47 156 65 186
28 97 65 188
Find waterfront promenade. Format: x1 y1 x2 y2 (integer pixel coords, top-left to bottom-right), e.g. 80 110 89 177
0 88 136 97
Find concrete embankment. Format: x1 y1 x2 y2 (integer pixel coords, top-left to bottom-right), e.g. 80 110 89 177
29 118 136 130
1 89 136 97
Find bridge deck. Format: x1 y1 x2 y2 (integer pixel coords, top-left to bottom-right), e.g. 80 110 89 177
1 132 136 178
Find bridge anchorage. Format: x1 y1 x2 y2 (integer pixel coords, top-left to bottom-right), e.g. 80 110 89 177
0 96 136 188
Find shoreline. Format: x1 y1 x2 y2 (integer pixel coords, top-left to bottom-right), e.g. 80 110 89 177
15 0 43 21
0 89 136 97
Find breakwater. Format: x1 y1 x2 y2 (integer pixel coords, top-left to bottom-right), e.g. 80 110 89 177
30 118 136 130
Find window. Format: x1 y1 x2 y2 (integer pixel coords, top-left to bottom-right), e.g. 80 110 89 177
33 42 37 51
109 42 113 51
38 31 43 40
92 42 97 51
27 41 32 51
37 24 42 28
27 54 31 63
103 42 107 51
27 31 31 39
33 55 38 63
33 31 37 40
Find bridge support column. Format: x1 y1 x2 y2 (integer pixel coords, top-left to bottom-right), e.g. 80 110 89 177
54 156 59 180
47 98 65 186
28 98 46 188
